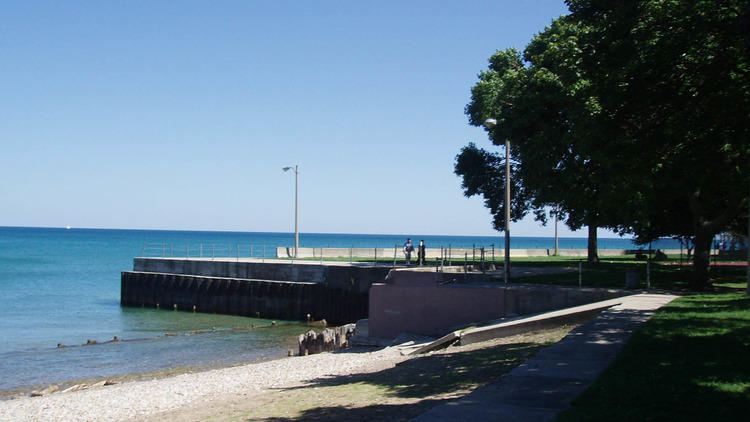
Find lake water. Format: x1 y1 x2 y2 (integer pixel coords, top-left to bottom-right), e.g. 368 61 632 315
0 226 678 393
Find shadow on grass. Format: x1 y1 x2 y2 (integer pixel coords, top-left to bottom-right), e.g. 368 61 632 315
258 399 446 422
313 342 541 396
557 293 750 421
253 341 550 422
517 260 745 292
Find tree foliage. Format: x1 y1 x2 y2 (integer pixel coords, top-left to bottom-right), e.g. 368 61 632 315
456 0 750 287
454 142 531 232
567 0 750 288
455 49 534 232
457 24 617 262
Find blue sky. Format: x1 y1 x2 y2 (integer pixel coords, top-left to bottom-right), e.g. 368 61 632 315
1 0 617 238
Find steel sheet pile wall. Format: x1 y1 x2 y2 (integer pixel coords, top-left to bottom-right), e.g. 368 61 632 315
120 271 369 324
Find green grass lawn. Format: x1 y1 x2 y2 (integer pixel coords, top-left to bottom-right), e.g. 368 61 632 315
506 254 746 291
523 258 747 291
556 293 750 421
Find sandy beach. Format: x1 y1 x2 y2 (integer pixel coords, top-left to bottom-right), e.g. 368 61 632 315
0 345 409 422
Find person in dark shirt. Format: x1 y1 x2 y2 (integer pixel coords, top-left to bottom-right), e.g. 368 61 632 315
418 240 426 266
403 238 415 266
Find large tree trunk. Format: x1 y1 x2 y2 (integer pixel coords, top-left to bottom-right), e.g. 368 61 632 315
688 193 740 290
691 228 713 290
587 225 599 264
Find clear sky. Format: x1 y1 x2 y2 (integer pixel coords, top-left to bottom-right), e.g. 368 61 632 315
1 0 617 238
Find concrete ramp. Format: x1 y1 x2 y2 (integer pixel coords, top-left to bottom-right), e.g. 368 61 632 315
459 297 626 345
406 296 626 355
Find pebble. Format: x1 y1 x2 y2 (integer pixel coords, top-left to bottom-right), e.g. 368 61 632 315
0 346 407 422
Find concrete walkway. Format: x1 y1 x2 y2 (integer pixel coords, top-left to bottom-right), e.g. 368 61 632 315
413 293 678 422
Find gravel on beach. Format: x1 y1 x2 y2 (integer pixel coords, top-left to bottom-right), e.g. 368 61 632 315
0 346 409 422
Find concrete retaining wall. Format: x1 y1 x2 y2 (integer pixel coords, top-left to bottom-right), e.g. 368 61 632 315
368 279 630 338
120 271 368 324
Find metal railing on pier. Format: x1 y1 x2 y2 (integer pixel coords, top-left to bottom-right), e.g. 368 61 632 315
140 243 275 259
139 243 500 270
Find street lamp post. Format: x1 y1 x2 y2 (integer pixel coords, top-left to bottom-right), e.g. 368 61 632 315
554 206 559 256
483 118 510 284
282 165 299 258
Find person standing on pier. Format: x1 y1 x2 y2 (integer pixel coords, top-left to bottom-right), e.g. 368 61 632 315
403 238 415 266
418 240 426 266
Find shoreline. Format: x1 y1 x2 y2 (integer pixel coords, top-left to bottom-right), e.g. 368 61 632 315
0 358 243 401
0 344 405 422
0 334 301 401
0 321 304 399
0 326 577 422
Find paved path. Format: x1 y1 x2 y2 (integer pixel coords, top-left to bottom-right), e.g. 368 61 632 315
413 293 678 422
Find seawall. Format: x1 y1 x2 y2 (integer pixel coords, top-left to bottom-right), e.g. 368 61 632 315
121 258 392 324
132 258 392 293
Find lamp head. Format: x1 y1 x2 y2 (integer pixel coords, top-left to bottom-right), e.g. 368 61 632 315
483 118 497 130
282 166 292 172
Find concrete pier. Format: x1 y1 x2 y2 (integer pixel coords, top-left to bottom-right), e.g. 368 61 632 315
131 257 390 293
121 258 391 324
121 257 640 332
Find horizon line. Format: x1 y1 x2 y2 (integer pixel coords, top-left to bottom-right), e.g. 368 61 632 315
0 225 640 240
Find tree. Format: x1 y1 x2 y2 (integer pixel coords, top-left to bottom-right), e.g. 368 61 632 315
514 15 627 264
455 49 535 231
566 0 750 289
456 1 749 288
458 25 622 263
454 142 532 232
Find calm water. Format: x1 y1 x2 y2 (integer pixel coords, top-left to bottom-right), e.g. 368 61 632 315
0 226 678 393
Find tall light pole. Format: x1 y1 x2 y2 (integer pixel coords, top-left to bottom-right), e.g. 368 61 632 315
554 206 559 256
282 165 299 258
484 118 510 284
